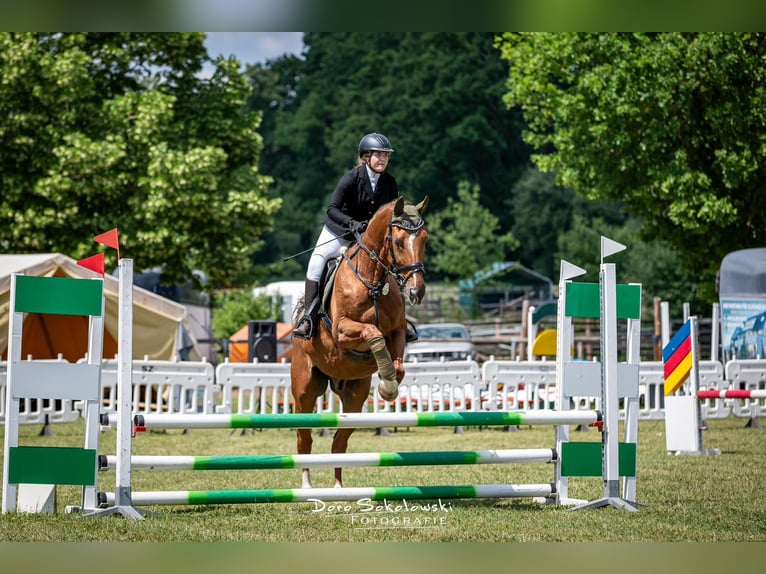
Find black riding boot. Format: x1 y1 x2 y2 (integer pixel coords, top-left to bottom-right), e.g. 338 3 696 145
293 279 319 340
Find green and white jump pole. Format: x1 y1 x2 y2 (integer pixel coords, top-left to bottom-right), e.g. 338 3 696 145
100 448 556 471
129 410 600 431
100 483 555 507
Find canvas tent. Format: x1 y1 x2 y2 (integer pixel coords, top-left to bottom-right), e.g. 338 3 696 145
0 253 202 362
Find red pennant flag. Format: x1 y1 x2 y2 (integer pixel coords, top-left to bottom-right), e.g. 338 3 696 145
94 228 120 260
77 253 105 277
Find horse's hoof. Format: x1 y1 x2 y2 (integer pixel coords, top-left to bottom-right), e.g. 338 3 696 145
378 385 399 402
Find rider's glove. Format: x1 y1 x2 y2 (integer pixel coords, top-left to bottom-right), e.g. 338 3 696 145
347 220 367 235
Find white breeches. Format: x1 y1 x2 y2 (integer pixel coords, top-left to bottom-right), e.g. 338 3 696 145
306 225 351 282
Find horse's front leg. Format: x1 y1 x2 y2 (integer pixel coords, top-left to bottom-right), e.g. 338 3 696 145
388 328 407 383
336 319 405 401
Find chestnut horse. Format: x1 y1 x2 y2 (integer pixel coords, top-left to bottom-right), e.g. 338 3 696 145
290 196 429 488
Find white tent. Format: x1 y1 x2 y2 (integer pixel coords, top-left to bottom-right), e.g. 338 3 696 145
0 253 201 362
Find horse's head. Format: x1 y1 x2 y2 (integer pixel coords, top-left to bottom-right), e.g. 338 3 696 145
387 196 429 305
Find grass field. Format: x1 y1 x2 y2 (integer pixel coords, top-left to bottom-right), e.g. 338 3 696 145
1 414 764 543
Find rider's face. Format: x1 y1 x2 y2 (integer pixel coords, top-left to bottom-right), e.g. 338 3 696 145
369 151 390 173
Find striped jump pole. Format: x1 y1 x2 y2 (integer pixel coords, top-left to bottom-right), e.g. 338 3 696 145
99 483 555 507
99 448 556 471
697 390 766 400
129 410 601 431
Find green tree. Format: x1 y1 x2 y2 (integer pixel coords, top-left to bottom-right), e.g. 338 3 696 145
0 32 280 288
428 181 518 280
509 168 576 280
497 33 766 303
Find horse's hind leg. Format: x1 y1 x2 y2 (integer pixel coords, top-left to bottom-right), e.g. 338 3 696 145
291 361 328 489
332 377 373 487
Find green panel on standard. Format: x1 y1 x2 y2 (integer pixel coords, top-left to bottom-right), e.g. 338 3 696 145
564 282 641 319
616 284 641 319
14 275 103 316
560 442 636 477
8 446 97 485
532 302 558 325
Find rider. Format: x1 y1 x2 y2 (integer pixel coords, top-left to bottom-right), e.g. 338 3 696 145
292 132 399 340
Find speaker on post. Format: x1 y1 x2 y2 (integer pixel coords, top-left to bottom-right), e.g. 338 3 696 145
247 320 277 363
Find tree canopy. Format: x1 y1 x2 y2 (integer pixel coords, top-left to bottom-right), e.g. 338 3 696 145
428 181 518 281
0 32 279 287
252 33 530 278
497 32 766 300
7 32 761 315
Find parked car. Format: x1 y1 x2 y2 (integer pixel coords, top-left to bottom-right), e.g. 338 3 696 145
404 322 478 362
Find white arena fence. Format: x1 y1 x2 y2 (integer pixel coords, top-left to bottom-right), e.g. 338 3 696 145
0 355 82 426
723 360 766 420
2 356 765 425
94 356 218 416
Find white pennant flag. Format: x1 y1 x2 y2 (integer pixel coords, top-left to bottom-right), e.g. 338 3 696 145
601 236 627 261
560 260 587 282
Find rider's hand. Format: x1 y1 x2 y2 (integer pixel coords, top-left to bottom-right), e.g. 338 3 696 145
347 220 367 235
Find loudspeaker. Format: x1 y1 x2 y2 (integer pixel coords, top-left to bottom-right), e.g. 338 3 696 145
247 320 277 363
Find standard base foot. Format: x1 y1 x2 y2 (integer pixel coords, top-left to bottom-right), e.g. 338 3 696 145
71 505 154 520
572 496 641 512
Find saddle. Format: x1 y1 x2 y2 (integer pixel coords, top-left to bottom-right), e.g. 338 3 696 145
318 256 341 318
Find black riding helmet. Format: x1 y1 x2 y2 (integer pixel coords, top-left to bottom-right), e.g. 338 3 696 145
358 133 394 157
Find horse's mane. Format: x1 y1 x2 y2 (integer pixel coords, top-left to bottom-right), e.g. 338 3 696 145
361 199 396 249
368 198 398 226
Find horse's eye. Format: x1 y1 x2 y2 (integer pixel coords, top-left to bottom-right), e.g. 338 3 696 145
395 238 404 249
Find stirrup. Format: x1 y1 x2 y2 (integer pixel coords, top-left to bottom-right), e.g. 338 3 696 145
406 320 419 343
292 315 315 340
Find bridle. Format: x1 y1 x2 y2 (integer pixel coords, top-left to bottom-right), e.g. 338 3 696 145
343 211 426 327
